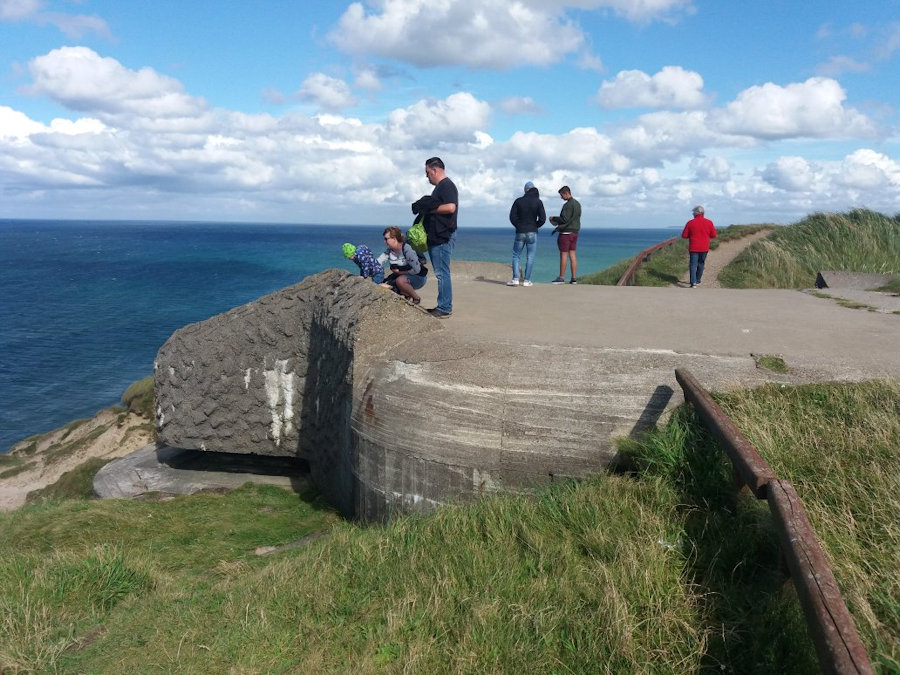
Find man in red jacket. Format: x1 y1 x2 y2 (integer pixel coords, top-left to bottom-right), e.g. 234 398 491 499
681 205 717 287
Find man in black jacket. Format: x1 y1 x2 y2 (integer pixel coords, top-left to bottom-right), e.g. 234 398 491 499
412 157 458 317
506 181 546 286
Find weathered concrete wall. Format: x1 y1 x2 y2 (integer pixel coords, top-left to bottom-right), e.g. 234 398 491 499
156 266 766 520
155 269 441 517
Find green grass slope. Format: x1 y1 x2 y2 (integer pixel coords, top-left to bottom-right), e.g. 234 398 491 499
719 209 899 288
1 380 896 673
582 224 773 286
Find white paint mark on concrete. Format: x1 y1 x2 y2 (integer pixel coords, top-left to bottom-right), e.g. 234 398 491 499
244 368 253 391
263 359 295 447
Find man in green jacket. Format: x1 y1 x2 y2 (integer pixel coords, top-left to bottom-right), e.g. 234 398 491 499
549 185 582 284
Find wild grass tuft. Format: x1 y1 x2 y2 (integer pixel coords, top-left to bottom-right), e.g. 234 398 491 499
25 457 112 504
755 354 788 372
622 379 900 671
719 209 900 288
0 546 153 670
121 376 155 418
0 460 37 479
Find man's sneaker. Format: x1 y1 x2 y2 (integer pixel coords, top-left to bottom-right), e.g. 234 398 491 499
522 280 533 287
427 308 452 318
506 279 519 286
695 281 701 286
569 278 577 284
551 276 565 284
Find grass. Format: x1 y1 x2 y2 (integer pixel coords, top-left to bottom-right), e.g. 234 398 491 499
121 376 155 418
755 354 788 372
0 484 341 673
581 224 773 286
621 379 900 672
718 209 900 289
0 480 706 672
874 277 900 292
0 460 37 480
810 291 882 312
1 380 896 673
25 457 114 504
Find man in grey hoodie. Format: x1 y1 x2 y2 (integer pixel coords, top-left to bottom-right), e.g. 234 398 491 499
507 181 546 286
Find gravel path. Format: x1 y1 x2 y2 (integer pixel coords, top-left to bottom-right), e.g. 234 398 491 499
675 229 772 288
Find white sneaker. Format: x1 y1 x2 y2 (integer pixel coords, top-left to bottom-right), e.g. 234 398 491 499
506 279 519 286
522 280 533 287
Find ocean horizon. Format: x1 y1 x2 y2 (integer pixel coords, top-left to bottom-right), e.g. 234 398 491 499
0 219 675 452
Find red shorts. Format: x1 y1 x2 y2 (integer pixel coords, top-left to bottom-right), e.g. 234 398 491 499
557 232 579 252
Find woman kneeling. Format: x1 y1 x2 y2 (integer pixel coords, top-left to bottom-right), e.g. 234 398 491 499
379 226 428 304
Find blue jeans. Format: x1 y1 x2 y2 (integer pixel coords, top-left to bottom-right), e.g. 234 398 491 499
428 230 456 312
512 231 537 281
689 251 708 285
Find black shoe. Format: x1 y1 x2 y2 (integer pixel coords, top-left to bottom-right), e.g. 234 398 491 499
427 308 452 318
569 278 577 284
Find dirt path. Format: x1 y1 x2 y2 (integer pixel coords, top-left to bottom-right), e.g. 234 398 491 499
675 229 772 288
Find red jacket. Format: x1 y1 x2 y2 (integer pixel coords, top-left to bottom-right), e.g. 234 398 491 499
681 216 717 252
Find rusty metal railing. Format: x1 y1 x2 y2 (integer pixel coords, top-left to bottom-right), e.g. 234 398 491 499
674 368 873 675
616 237 679 286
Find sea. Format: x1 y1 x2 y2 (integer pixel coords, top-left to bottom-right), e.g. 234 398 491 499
0 220 675 453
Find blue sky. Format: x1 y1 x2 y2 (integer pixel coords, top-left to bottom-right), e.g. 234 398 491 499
1 0 898 228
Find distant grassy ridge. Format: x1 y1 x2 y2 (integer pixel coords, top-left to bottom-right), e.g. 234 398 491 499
719 209 899 288
582 209 899 288
582 224 773 286
1 379 896 673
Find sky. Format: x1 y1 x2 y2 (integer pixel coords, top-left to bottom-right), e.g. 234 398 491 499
1 0 899 229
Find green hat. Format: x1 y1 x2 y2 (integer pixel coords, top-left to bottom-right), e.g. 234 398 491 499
342 243 356 259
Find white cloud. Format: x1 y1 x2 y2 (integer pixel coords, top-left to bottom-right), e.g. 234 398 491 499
816 56 870 76
3 44 898 227
713 77 876 140
0 0 110 37
613 110 749 164
577 51 605 72
330 0 584 69
762 156 817 192
261 87 287 105
875 22 900 60
386 92 491 148
692 155 731 181
37 11 111 38
24 47 207 121
502 127 627 173
596 66 707 109
0 0 41 20
497 96 542 115
837 149 900 190
0 105 46 139
353 68 382 91
297 73 358 112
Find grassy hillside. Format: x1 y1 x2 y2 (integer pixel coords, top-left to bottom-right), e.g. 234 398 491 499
1 380 897 673
581 224 772 286
718 209 899 288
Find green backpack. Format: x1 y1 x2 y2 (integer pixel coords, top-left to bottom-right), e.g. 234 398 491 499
406 215 427 253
